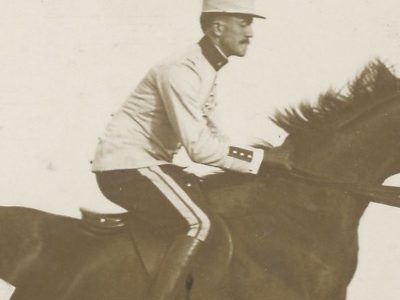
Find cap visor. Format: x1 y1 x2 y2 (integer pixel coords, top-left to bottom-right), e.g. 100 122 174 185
202 10 266 19
251 14 266 19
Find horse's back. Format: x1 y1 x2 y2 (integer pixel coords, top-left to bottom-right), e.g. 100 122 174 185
0 206 148 300
0 207 62 282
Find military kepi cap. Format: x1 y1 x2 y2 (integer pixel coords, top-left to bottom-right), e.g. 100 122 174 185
202 0 266 19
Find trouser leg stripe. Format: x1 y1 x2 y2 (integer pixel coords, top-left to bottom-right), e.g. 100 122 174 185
148 167 202 239
149 166 211 241
138 166 210 241
140 167 200 228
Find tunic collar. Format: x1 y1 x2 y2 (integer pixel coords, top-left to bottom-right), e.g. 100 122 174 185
198 36 228 71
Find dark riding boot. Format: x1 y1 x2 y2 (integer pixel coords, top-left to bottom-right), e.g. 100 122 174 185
148 235 203 300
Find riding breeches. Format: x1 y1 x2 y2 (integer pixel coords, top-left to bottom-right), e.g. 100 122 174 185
95 165 212 242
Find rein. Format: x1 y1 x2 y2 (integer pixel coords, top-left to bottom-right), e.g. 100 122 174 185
280 168 400 208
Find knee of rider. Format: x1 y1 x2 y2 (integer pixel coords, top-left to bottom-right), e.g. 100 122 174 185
188 213 214 242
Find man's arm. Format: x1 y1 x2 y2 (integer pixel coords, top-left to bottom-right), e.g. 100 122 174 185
156 64 264 174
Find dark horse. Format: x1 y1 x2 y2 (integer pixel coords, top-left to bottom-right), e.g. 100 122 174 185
1 60 400 300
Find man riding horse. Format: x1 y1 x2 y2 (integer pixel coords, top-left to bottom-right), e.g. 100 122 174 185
91 1 291 299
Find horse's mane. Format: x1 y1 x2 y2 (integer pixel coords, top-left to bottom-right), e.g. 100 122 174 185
272 59 400 136
202 59 399 184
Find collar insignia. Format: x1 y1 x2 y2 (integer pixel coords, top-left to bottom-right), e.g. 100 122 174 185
199 36 228 71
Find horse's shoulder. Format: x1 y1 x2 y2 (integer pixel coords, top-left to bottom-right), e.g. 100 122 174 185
200 172 268 218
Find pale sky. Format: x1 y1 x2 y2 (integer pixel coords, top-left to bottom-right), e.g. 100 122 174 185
0 1 400 299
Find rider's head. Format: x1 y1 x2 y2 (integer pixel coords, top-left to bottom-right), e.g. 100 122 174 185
200 0 265 57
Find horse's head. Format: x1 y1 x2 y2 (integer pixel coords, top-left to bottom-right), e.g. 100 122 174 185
274 60 400 184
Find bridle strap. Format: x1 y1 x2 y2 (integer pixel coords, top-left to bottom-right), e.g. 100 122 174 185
281 168 400 208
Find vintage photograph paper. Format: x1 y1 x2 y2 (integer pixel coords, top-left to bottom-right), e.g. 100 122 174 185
1 1 399 299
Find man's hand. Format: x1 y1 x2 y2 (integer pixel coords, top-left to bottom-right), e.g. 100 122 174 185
261 145 293 173
248 137 273 150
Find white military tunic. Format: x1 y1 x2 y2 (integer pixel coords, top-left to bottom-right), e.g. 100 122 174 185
92 36 263 174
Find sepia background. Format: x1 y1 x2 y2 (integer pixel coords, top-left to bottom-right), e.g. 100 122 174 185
0 0 399 299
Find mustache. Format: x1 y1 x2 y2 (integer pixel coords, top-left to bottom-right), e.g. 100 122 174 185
240 39 251 44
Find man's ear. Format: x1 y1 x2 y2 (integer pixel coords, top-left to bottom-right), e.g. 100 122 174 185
211 19 225 37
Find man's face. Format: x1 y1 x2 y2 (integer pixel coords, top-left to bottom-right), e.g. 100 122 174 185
218 15 254 57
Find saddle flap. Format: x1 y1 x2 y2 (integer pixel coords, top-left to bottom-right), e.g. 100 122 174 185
80 209 234 292
129 214 234 290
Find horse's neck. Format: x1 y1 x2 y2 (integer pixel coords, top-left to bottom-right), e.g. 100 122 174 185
293 113 400 184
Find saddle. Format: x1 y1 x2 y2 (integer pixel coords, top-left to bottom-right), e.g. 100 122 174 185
80 208 127 234
80 208 233 289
